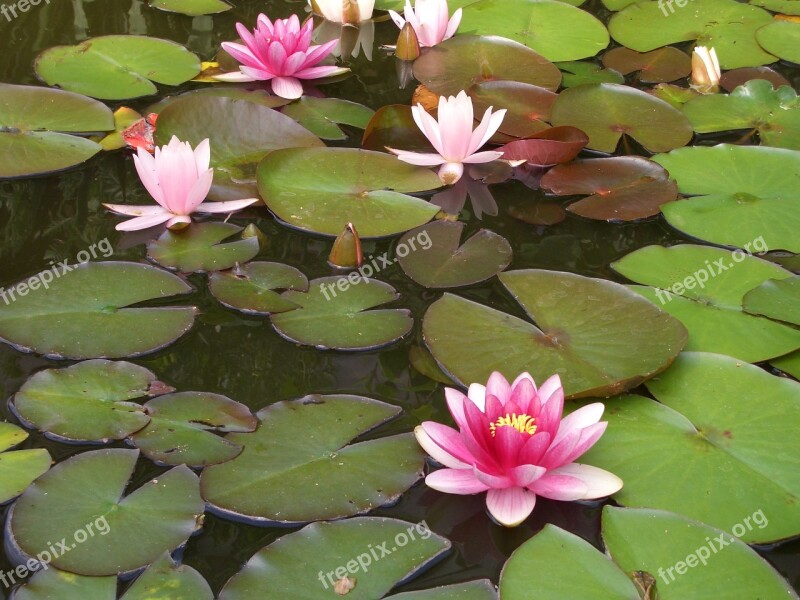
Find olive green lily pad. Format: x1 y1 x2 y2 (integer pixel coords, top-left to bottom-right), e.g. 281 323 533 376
130 392 257 467
0 261 197 360
423 269 688 398
468 81 557 138
550 83 693 152
34 36 201 100
609 0 776 69
201 395 424 523
209 262 308 315
270 277 413 351
0 423 50 505
742 275 800 325
397 221 512 288
756 20 800 64
682 80 800 150
11 568 117 600
613 244 800 362
0 84 113 178
11 359 161 443
8 448 203 576
361 105 434 153
409 345 456 384
387 581 497 599
751 0 800 14
121 553 213 600
257 147 441 238
281 97 374 140
556 61 625 87
459 0 609 62
653 144 800 252
602 46 691 83
773 350 800 379
147 223 259 274
150 0 231 16
581 352 800 543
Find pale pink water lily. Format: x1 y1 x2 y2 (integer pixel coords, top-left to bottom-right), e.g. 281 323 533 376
104 137 257 232
310 0 375 24
215 14 349 100
691 46 721 94
389 0 462 48
414 371 623 527
389 91 506 185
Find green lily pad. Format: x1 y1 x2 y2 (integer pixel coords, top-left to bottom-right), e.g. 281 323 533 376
121 553 213 600
0 84 113 178
281 97 374 141
217 517 450 599
130 392 257 467
12 568 117 600
0 261 197 360
147 223 259 274
34 36 201 100
409 345 456 384
0 423 50 505
361 105 434 153
397 221 512 288
756 20 800 63
556 61 625 87
423 269 688 398
742 275 800 325
459 0 609 62
150 0 231 16
609 0 776 69
8 448 203 576
11 359 161 443
257 147 441 238
550 83 693 152
201 395 424 523
412 35 562 96
602 46 691 83
751 0 800 14
270 277 413 351
773 350 800 378
581 351 800 542
613 244 800 362
468 81 557 138
209 262 308 315
682 80 800 150
653 144 800 252
387 581 497 599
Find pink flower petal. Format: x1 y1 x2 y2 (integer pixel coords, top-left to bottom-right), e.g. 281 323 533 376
196 198 259 214
103 204 168 217
510 464 546 487
114 212 173 232
271 76 304 99
390 150 447 167
133 149 166 207
467 383 487 411
418 421 476 466
444 387 469 430
552 463 623 499
461 150 504 164
518 430 551 465
492 424 526 469
166 215 192 230
414 426 471 469
528 472 588 501
485 371 511 405
388 9 406 29
426 468 490 494
486 487 537 527
558 422 608 466
553 403 605 446
213 71 259 83
293 65 350 80
539 428 580 469
474 466 513 489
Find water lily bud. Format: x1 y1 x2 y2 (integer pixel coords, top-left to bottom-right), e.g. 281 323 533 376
691 46 721 94
395 22 420 61
328 223 363 268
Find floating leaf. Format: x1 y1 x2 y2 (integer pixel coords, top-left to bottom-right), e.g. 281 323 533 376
208 262 308 315
147 223 259 273
468 81 557 138
423 269 687 398
11 568 116 600
602 46 691 83
201 395 424 523
361 104 434 152
742 275 800 325
756 20 800 63
270 277 413 351
773 350 800 379
34 36 201 100
281 97 374 140
500 127 588 167
387 581 497 599
0 262 196 360
150 0 231 16
409 345 456 384
507 201 567 225
720 66 790 91
556 61 625 87
750 0 800 14
0 423 50 505
257 147 441 238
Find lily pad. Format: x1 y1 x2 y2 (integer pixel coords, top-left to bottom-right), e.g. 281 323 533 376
281 97 374 141
773 350 800 379
11 568 116 600
750 0 800 13
361 105 434 153
468 81 558 138
257 147 441 238
581 352 800 543
742 275 800 325
34 36 201 100
147 223 259 273
387 581 497 599
500 127 588 166
0 84 113 178
613 244 800 362
209 262 308 315
541 156 678 221
602 46 691 83
682 80 800 150
201 395 424 523
11 359 160 443
0 261 197 360
609 0 776 69
756 20 800 63
412 35 562 96
8 448 203 576
423 269 688 398
150 0 231 16
270 277 413 351
550 83 693 152
720 66 790 91
653 144 800 252
217 517 450 599
0 423 50 505
459 0 609 62
397 221 512 288
556 61 625 87
409 345 456 384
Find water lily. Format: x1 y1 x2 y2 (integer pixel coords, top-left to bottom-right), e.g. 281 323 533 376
389 91 506 185
414 371 623 527
314 19 375 61
310 0 374 23
103 137 257 232
215 14 349 100
389 0 462 48
691 46 721 94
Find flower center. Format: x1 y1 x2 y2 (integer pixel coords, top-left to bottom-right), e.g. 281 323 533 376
489 413 537 437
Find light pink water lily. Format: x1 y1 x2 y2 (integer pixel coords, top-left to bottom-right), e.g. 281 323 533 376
389 0 462 48
215 14 349 100
389 91 506 185
103 137 257 232
691 46 721 94
415 371 623 527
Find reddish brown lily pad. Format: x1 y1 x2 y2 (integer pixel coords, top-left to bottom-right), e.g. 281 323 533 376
719 66 791 92
508 201 567 226
468 80 558 138
602 47 691 83
500 126 589 166
361 104 433 153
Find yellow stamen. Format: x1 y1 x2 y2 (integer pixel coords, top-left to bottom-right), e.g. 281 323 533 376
489 413 537 437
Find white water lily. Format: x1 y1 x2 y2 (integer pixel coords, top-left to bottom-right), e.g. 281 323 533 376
310 0 374 23
691 46 721 94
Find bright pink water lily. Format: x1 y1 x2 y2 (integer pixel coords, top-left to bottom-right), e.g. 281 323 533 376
389 0 462 48
215 14 349 99
104 137 257 232
415 372 623 527
389 91 506 185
